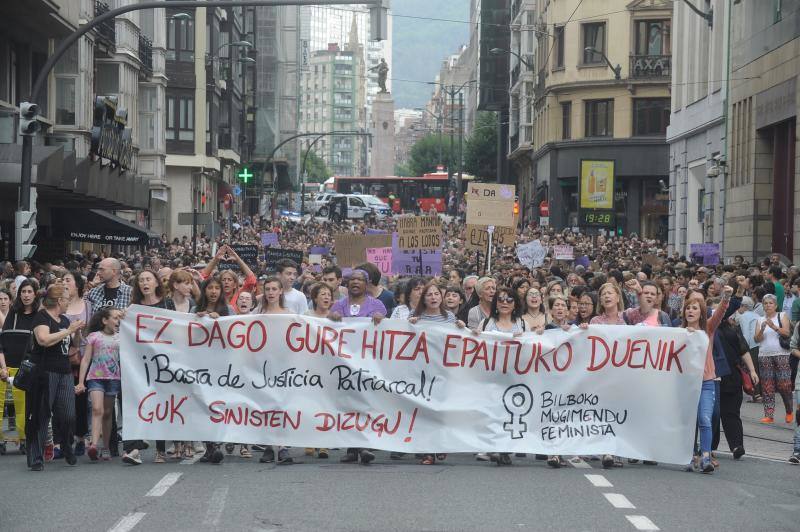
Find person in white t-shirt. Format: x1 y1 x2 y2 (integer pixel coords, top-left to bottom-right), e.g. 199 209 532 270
276 259 308 314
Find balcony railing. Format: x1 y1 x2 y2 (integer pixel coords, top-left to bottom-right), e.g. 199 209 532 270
511 63 521 88
94 1 115 46
630 54 671 79
510 132 519 153
138 33 153 74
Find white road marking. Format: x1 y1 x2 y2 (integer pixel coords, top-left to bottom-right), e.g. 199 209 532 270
145 472 183 497
625 515 660 530
584 474 613 487
108 512 146 532
604 493 636 509
567 456 592 468
205 485 230 528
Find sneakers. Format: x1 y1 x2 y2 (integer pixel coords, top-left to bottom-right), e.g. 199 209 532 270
74 441 86 456
389 452 405 460
259 447 276 463
547 455 562 468
305 448 315 456
700 456 714 473
87 444 99 462
252 444 267 452
358 449 375 465
52 446 63 460
601 454 615 469
733 446 745 460
225 443 236 454
240 446 253 458
475 452 490 461
211 447 224 464
318 449 329 459
63 445 77 466
786 412 794 424
789 453 800 464
30 462 43 472
122 449 142 466
100 449 111 461
154 451 166 464
277 448 293 464
761 417 775 424
340 451 359 463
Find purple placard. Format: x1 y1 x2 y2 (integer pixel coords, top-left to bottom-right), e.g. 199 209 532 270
309 246 330 255
366 228 388 235
390 232 442 276
261 232 279 247
689 243 720 265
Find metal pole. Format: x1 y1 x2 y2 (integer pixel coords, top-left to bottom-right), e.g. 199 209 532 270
19 135 32 210
487 225 494 274
457 91 464 205
300 133 327 216
192 209 198 256
448 87 454 189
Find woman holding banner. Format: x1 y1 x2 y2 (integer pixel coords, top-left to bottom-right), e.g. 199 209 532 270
521 287 547 333
409 282 465 465
682 286 732 474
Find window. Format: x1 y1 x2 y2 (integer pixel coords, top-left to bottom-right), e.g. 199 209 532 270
138 86 157 149
582 22 606 64
95 63 119 94
166 94 194 141
167 17 194 62
774 0 782 23
633 98 670 136
55 40 78 126
585 99 614 137
561 102 572 140
634 20 671 55
553 26 565 69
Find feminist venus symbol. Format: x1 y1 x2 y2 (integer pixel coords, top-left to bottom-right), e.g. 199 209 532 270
502 384 534 439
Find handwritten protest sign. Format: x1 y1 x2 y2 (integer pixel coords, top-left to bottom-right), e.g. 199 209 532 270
218 244 260 271
465 224 516 251
689 243 720 266
366 247 393 276
517 240 546 269
396 215 442 250
122 306 708 463
260 232 279 247
553 245 575 261
391 232 442 275
334 233 392 267
466 183 516 227
265 248 304 269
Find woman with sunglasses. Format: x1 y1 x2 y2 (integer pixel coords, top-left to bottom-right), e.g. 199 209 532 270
473 287 525 466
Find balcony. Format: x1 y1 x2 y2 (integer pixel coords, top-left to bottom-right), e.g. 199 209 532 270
94 1 115 48
630 54 671 79
509 132 519 153
511 63 521 88
138 33 153 75
533 70 546 101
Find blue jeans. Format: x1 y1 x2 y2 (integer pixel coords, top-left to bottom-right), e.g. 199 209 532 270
697 380 716 455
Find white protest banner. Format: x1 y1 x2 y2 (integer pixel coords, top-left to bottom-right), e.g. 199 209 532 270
366 247 393 276
553 245 574 261
517 240 546 269
121 306 707 463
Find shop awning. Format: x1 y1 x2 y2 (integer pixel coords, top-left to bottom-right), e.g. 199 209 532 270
52 209 159 245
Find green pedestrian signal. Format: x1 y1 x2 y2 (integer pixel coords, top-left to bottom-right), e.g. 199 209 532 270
237 167 253 184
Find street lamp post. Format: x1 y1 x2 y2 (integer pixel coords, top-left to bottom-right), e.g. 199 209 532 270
489 47 534 69
583 47 622 80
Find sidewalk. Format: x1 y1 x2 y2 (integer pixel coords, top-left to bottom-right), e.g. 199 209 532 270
739 397 797 460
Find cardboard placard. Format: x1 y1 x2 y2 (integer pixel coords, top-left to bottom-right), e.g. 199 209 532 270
396 215 442 250
260 232 279 247
553 245 574 261
366 247 393 276
465 183 516 227
465 222 517 250
517 240 546 269
334 233 393 267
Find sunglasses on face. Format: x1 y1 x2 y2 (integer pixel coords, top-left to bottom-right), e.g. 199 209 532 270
497 296 515 303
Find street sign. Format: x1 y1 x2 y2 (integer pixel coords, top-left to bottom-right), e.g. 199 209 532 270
233 185 242 196
177 211 213 226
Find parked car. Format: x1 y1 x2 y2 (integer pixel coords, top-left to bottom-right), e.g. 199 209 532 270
355 195 393 219
309 193 342 216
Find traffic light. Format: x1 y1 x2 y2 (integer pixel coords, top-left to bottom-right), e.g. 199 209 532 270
237 166 253 184
513 201 520 216
201 193 207 206
369 0 390 41
18 102 40 136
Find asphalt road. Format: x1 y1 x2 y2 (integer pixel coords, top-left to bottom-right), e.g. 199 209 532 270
1 399 798 531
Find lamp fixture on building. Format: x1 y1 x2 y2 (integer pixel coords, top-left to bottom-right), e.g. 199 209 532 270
584 47 622 80
489 47 534 69
680 0 713 28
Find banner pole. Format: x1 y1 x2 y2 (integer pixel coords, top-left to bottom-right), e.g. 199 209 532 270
487 225 495 275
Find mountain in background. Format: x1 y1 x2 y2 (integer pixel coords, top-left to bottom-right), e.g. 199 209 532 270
391 0 470 108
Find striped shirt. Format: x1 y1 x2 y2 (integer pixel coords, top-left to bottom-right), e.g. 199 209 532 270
410 311 456 324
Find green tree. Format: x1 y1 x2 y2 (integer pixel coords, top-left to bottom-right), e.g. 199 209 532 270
301 150 331 183
394 162 412 176
464 111 498 179
407 134 453 176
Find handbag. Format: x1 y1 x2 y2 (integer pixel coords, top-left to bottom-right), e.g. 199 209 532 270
778 313 791 350
12 354 37 392
739 366 754 396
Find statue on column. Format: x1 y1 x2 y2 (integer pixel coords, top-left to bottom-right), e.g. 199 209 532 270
370 58 389 93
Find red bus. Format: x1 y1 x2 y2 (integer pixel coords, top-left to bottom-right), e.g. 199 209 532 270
333 172 472 213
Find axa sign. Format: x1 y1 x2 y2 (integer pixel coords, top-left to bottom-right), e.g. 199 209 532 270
90 96 133 170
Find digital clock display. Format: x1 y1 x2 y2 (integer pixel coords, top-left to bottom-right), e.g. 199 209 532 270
580 210 615 227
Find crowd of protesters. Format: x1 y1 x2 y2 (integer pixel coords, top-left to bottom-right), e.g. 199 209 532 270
1 212 800 472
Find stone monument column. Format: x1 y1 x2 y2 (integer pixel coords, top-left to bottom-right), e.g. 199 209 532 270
370 92 395 177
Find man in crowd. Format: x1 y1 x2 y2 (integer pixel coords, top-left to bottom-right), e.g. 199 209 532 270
321 265 346 300
84 258 132 311
276 259 308 314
